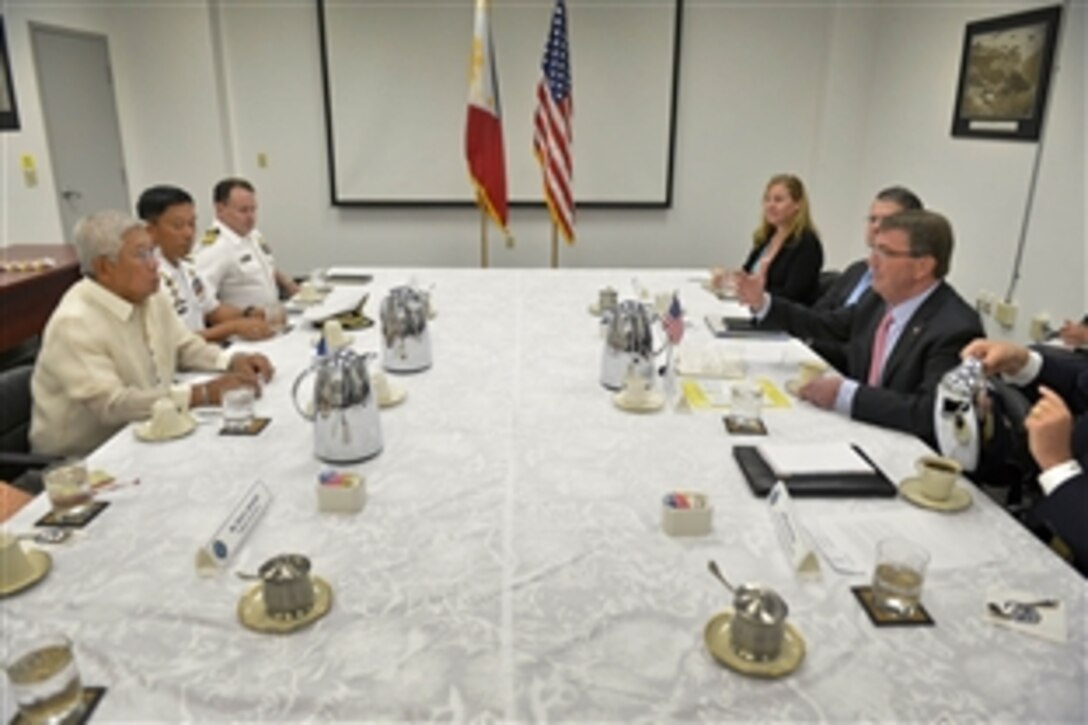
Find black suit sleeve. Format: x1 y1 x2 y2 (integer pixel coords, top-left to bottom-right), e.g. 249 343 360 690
851 302 983 448
1032 474 1088 575
761 293 864 344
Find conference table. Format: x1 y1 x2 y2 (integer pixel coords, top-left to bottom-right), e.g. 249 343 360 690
2 269 1085 722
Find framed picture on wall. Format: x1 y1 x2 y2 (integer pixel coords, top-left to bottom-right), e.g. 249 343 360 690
1 15 20 132
951 5 1062 142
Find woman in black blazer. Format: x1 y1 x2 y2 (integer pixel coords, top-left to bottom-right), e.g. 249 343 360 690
739 174 824 305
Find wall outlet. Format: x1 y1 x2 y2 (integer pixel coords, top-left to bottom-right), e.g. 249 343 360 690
976 291 995 315
1029 313 1052 343
994 300 1018 328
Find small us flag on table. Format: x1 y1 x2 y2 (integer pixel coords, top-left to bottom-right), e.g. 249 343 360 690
663 294 684 345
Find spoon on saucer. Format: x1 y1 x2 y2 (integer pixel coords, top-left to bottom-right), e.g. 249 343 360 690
707 560 736 594
15 528 73 545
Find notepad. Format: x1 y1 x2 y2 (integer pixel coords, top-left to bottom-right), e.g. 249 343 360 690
758 443 874 478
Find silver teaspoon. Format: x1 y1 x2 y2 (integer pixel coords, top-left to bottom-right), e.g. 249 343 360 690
706 560 735 594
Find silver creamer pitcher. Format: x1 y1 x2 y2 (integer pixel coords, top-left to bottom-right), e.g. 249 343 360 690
292 349 383 462
600 300 662 390
381 286 433 372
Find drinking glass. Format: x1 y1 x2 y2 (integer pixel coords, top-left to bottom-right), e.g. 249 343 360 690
41 459 93 517
264 302 287 333
222 387 255 432
730 381 764 422
3 632 84 725
871 537 930 615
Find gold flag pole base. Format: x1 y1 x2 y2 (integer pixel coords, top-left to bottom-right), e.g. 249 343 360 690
550 223 558 269
480 206 489 269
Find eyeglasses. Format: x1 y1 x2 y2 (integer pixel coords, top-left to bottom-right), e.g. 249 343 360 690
868 242 917 260
123 246 157 264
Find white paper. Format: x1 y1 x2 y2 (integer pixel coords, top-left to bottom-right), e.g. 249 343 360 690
768 482 821 576
984 587 1066 643
807 509 999 574
301 286 369 325
195 480 273 575
325 266 373 280
759 443 873 477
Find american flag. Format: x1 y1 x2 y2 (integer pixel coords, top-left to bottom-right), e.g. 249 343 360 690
663 294 684 345
533 0 574 244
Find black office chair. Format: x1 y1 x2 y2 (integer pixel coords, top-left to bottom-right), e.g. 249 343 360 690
0 364 57 494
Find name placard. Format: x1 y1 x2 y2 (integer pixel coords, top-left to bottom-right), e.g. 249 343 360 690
768 481 821 576
195 480 273 576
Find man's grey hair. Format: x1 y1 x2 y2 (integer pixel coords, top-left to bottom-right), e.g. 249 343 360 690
73 210 146 276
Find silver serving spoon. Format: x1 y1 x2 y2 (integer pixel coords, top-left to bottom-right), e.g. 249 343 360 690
16 528 72 545
707 560 735 594
987 598 1059 624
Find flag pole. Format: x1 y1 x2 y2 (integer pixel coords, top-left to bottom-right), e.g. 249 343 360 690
480 206 489 268
550 222 558 268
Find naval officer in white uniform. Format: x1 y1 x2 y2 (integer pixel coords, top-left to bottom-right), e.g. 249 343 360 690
194 178 299 310
138 185 274 343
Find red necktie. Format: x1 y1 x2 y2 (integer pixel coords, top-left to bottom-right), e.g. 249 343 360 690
867 310 894 386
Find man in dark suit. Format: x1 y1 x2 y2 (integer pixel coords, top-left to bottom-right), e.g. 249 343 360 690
962 339 1087 575
811 186 925 372
736 210 983 448
813 186 924 312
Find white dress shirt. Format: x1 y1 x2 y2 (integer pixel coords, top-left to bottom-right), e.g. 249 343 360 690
30 279 231 457
156 249 217 331
193 219 280 309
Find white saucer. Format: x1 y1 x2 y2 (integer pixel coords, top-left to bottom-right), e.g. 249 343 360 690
0 549 52 598
704 609 805 678
378 386 407 408
134 414 197 442
238 576 333 634
899 477 972 512
613 390 666 412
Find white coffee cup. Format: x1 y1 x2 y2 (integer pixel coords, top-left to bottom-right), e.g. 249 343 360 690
371 370 392 402
916 455 961 501
0 532 35 587
622 372 651 403
322 319 348 350
150 398 187 438
797 360 829 386
298 281 320 302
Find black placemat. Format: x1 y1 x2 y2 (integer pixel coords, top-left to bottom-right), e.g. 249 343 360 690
733 445 897 498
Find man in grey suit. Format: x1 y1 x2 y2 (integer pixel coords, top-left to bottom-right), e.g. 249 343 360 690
814 186 924 311
736 210 983 447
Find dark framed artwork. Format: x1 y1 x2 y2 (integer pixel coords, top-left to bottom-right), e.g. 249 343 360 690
951 5 1062 141
1 15 19 131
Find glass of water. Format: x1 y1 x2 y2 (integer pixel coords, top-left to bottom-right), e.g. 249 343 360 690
3 632 84 724
871 537 930 615
222 387 255 433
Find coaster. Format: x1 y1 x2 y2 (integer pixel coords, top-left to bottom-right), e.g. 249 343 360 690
723 415 768 435
851 585 934 627
35 501 110 529
219 417 271 437
9 686 106 725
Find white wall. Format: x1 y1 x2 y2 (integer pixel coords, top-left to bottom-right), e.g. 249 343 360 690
2 0 1084 341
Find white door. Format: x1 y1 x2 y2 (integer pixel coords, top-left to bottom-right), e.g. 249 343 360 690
31 24 129 241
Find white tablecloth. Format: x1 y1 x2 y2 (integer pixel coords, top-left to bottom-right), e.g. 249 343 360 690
3 269 1085 721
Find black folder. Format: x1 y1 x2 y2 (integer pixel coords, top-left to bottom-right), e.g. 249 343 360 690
733 445 897 497
704 315 788 339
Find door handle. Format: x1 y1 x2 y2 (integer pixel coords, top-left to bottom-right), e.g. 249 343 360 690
61 189 82 202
